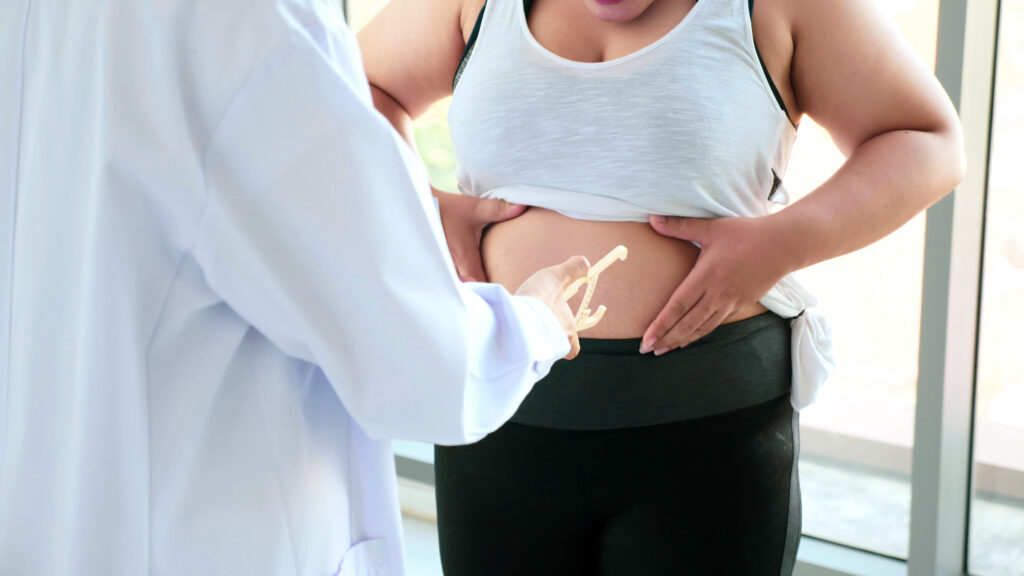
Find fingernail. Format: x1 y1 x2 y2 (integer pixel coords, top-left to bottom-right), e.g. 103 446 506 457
652 215 666 223
639 342 653 354
653 347 670 356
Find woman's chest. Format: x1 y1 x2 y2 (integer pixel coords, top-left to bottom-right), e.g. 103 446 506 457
449 54 786 200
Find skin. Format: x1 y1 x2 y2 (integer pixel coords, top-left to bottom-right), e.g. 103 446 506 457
358 0 965 352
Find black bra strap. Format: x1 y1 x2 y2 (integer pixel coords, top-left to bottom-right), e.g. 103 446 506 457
453 2 487 91
749 0 794 125
453 0 531 91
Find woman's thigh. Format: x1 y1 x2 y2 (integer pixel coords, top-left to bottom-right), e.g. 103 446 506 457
592 396 801 575
434 422 597 576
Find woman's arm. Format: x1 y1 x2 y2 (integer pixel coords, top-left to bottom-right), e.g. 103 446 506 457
771 0 965 268
358 0 524 282
641 0 965 353
358 0 469 122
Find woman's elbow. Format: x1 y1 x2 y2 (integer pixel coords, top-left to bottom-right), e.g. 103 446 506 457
928 95 967 192
942 117 967 192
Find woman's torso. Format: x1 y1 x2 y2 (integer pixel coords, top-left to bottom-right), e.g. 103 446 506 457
451 0 799 339
483 208 715 338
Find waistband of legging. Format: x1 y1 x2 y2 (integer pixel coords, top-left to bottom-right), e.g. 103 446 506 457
576 311 789 355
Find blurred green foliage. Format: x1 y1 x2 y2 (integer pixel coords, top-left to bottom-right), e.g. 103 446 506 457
413 98 458 193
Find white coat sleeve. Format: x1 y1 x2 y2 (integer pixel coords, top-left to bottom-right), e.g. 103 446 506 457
192 34 569 445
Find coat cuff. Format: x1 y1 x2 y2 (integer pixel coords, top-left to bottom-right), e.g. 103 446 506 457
510 296 571 364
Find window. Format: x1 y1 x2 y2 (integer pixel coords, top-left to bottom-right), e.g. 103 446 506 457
789 0 939 559
969 2 1024 574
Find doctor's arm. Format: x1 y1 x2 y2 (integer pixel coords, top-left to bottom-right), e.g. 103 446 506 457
193 37 582 445
642 0 965 352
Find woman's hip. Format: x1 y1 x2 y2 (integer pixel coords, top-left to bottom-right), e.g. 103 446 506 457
511 310 793 430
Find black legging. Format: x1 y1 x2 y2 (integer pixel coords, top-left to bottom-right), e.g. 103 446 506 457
434 394 801 575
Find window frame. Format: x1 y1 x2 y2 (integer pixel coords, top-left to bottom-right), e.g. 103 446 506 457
909 0 999 574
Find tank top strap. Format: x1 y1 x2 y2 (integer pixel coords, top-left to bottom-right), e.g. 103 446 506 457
478 0 519 36
696 0 794 127
696 0 753 32
730 0 755 22
452 0 520 91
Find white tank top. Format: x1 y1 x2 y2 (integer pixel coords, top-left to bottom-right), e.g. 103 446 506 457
448 0 796 222
446 0 834 410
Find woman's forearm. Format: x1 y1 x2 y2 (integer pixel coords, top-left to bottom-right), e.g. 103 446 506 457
370 83 459 203
369 83 451 201
369 84 420 156
768 124 966 274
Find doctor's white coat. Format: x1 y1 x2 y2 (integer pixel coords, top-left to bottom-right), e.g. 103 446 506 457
0 0 570 574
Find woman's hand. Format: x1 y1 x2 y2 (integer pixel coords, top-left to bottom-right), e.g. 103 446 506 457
515 255 591 360
640 215 792 355
436 190 528 282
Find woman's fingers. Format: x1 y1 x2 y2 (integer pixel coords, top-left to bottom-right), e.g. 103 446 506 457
640 274 705 353
475 197 528 224
656 299 715 351
460 200 527 280
643 294 710 354
436 192 487 281
642 217 744 352
451 231 488 282
437 193 529 283
652 306 731 354
649 214 710 245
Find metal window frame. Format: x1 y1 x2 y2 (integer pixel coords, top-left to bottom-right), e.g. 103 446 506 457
363 0 1008 572
910 0 1000 574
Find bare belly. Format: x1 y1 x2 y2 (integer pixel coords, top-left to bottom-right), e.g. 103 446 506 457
482 208 768 339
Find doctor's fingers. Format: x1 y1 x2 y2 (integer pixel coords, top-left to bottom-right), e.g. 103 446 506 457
549 256 587 360
565 332 581 360
514 255 590 303
549 255 591 295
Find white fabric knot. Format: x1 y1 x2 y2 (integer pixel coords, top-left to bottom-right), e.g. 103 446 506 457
760 274 835 411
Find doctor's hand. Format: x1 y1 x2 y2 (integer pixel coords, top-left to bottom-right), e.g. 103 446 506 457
515 255 591 360
641 215 792 355
435 190 528 282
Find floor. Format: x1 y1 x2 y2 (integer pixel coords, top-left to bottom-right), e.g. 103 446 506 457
801 456 1024 576
402 516 443 576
